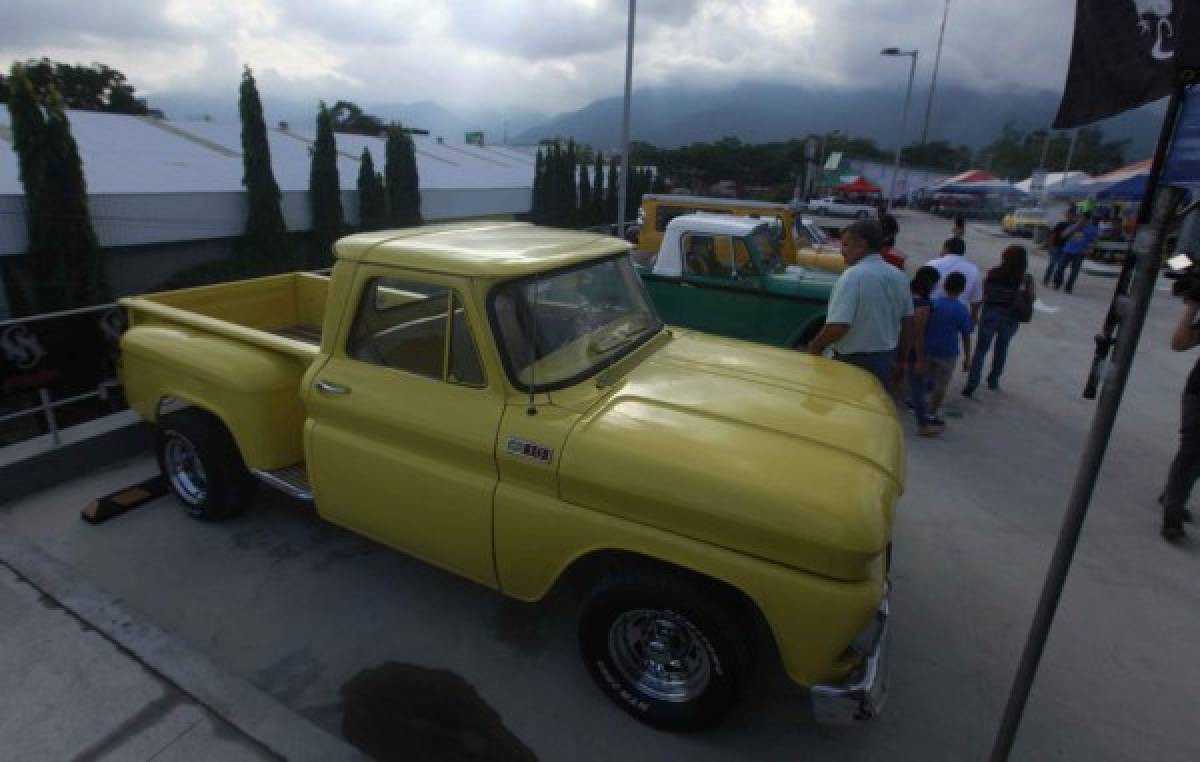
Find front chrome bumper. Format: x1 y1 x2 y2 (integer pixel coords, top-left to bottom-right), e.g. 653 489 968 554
810 594 890 724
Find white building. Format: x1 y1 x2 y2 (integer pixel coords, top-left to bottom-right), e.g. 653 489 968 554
0 110 535 317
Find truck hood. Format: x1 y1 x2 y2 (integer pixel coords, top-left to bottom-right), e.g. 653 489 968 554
557 332 904 581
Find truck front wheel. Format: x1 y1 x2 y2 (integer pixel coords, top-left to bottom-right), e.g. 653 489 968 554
578 570 753 731
156 410 257 521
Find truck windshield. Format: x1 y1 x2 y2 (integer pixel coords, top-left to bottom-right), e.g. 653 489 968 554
490 256 663 391
750 228 786 274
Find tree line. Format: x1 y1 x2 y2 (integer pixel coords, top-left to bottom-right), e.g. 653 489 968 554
2 60 422 315
531 138 662 229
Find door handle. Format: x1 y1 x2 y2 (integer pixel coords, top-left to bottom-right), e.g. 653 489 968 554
314 380 350 395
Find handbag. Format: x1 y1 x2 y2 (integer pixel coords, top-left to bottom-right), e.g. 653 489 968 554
1010 274 1034 323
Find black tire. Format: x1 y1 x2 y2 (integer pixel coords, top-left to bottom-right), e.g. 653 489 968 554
578 569 753 731
156 410 257 521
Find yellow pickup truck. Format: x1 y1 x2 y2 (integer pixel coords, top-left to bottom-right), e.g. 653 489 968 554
120 222 901 730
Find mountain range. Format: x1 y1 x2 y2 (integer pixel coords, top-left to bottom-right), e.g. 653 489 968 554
514 81 1164 159
149 81 1163 161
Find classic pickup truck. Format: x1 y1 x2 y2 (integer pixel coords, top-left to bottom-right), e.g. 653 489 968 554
634 214 836 348
120 222 901 730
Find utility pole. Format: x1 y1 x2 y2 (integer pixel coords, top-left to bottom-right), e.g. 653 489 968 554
617 0 637 236
1063 128 1080 174
921 0 951 144
881 48 919 203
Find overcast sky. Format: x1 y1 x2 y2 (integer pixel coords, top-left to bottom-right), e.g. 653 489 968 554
3 0 1075 116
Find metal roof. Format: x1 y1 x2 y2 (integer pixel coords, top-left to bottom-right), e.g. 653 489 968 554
0 110 535 255
643 194 791 211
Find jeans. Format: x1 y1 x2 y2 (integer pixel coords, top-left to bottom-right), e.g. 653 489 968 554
1043 248 1064 285
1047 251 1083 290
834 350 895 388
1160 391 1200 524
907 363 929 425
966 308 1019 390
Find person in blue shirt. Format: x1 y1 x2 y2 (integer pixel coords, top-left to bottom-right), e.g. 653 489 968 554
925 272 974 425
1049 210 1098 293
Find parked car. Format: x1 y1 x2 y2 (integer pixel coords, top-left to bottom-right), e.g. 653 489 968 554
805 197 877 219
639 194 844 273
1001 207 1046 237
120 222 899 731
635 214 836 348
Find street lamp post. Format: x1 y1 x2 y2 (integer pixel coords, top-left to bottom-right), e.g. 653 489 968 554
881 47 918 204
617 0 637 236
920 0 951 145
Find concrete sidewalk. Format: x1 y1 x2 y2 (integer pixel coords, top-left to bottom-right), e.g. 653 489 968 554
0 531 366 762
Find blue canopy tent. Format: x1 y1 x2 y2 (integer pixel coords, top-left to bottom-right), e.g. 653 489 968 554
1095 173 1148 200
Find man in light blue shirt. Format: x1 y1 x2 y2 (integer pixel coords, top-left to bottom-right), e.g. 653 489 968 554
807 220 913 387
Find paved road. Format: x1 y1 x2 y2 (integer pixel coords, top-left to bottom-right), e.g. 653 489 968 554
2 210 1198 760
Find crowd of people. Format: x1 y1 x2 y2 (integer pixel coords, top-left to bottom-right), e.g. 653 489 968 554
806 217 1035 439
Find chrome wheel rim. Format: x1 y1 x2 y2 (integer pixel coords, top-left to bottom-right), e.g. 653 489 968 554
608 608 712 703
164 432 207 505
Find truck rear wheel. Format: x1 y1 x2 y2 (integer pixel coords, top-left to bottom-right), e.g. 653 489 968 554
578 569 753 731
156 410 257 521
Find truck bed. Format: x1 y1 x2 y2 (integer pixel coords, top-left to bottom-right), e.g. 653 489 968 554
123 272 330 357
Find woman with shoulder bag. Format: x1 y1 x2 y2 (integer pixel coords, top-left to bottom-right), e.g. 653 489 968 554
963 245 1035 396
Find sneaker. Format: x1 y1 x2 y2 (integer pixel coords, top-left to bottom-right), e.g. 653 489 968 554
1053 283 1062 291
1162 520 1186 541
986 379 999 391
1064 288 1073 294
918 424 943 437
926 416 947 428
961 386 976 398
1185 508 1195 523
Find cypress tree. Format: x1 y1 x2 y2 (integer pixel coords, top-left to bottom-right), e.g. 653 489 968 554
606 158 620 223
592 152 605 227
6 64 50 313
566 139 578 228
385 125 423 228
357 147 386 231
577 161 591 227
309 101 344 267
238 66 291 272
532 149 544 223
43 89 108 307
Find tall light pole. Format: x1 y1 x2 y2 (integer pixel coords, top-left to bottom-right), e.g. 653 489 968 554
882 47 918 204
920 0 951 145
617 0 637 236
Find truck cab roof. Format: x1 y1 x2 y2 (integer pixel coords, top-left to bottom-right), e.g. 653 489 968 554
651 214 768 278
335 222 632 278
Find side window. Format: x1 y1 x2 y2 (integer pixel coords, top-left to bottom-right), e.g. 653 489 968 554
682 233 718 277
733 238 757 275
348 278 485 387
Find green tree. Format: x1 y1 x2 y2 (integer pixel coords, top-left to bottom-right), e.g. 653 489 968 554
357 147 386 231
592 152 606 225
5 64 48 314
577 161 592 227
238 66 291 271
309 102 344 267
4 64 108 312
0 58 152 115
565 139 579 227
385 125 422 227
531 149 545 223
328 100 386 136
606 158 619 223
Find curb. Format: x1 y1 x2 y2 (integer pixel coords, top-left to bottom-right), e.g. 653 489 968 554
0 531 368 762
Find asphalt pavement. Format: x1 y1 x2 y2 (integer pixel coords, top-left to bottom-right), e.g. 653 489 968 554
1 210 1198 761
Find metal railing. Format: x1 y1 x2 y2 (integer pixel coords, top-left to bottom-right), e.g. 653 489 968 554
1 302 126 450
0 380 123 446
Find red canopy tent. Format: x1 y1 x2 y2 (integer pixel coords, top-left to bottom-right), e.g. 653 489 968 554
833 176 881 194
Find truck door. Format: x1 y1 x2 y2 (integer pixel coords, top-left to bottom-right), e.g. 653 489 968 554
304 270 503 588
673 233 766 340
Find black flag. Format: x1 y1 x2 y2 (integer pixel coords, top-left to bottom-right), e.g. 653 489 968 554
1054 1 1198 128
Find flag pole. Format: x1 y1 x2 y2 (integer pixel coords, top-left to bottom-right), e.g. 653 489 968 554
989 77 1190 762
